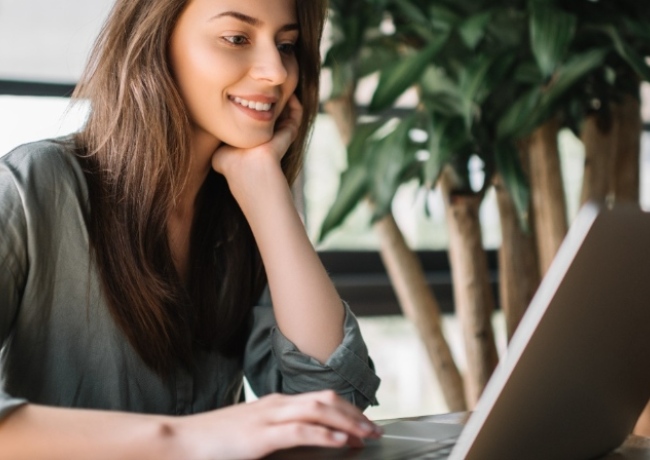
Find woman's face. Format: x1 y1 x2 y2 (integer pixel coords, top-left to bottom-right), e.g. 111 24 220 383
169 0 300 151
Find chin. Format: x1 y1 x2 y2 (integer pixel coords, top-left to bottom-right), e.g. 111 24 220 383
225 131 275 150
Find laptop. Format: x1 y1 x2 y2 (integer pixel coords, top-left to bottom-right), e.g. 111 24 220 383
267 202 650 459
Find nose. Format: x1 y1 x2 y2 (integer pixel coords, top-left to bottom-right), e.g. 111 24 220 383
249 44 289 85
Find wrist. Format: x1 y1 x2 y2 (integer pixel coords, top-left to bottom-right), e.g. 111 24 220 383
151 415 203 460
227 161 292 214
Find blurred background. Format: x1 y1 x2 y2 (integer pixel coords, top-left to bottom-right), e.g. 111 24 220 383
1 0 649 420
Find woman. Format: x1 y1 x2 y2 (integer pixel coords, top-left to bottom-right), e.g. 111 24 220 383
0 0 381 458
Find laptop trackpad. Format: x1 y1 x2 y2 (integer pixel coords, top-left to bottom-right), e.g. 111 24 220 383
264 422 464 459
382 421 464 441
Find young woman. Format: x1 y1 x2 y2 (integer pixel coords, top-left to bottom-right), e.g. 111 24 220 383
0 0 381 458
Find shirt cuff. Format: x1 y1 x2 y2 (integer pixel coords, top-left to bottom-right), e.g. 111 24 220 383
271 302 380 409
0 389 27 421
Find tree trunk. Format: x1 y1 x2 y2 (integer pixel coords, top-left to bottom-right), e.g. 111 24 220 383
324 91 465 411
324 92 357 148
439 168 499 407
612 93 641 203
613 89 645 433
580 108 616 207
374 214 467 411
528 117 568 276
493 173 540 341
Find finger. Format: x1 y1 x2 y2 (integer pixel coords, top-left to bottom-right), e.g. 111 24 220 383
304 390 377 429
347 435 366 449
279 94 303 124
264 390 366 423
275 94 303 135
268 393 380 439
260 96 300 158
270 125 297 154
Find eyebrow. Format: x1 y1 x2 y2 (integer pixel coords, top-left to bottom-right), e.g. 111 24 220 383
211 11 299 32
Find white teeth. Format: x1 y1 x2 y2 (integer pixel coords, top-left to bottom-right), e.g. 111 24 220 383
233 96 272 112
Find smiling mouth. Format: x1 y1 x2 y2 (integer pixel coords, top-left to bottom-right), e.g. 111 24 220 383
230 96 273 112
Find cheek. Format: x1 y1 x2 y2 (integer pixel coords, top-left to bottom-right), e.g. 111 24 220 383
174 44 245 101
175 56 248 133
287 60 300 93
278 61 299 111
171 49 207 115
175 51 213 95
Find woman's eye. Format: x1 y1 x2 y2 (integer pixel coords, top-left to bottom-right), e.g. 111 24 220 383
223 35 249 46
277 42 296 55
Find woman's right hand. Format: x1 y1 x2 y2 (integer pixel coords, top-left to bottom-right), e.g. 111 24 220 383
0 391 380 460
178 390 383 460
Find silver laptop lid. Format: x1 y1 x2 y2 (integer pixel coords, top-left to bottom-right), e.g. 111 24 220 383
452 202 650 460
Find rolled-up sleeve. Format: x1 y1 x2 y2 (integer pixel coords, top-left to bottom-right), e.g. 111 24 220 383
244 300 380 410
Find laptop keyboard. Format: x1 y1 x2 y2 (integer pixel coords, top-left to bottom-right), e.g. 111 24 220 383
408 437 458 459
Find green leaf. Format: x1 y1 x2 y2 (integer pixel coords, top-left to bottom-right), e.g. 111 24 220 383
514 60 544 85
424 116 467 186
420 66 461 98
458 55 499 129
483 53 518 98
540 47 610 109
328 60 355 100
340 16 364 53
495 142 530 232
497 48 609 140
326 17 362 61
357 39 400 78
318 118 396 240
347 119 386 164
496 87 542 140
458 10 493 50
604 25 650 82
391 0 430 26
428 4 461 32
424 118 449 187
420 67 464 116
529 1 577 79
622 16 650 43
422 93 464 117
318 165 369 242
369 31 450 111
487 7 527 49
369 116 415 219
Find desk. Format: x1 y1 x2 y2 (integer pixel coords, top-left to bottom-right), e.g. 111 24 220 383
388 412 650 460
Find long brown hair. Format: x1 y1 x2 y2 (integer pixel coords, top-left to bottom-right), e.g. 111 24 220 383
72 0 328 376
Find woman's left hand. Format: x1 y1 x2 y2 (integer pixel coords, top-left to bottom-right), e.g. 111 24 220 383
210 94 302 185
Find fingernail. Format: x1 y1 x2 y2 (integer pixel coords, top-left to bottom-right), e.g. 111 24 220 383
332 431 348 442
358 421 374 433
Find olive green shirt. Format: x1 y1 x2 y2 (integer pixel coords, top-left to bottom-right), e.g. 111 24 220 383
0 139 380 421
